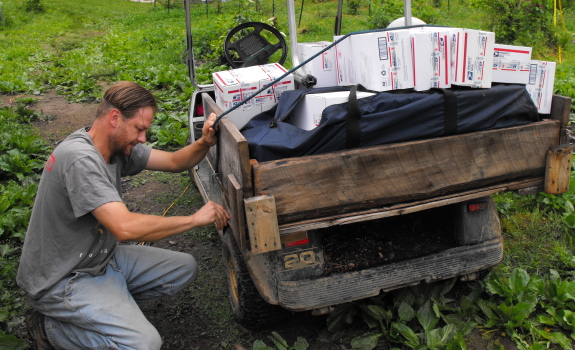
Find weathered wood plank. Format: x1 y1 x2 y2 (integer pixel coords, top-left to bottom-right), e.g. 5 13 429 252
277 177 544 234
549 95 572 127
202 93 222 168
253 120 561 223
544 145 573 194
548 95 572 144
228 174 247 251
202 93 253 198
244 195 281 254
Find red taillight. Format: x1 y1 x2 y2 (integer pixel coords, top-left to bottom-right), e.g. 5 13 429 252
284 238 310 247
467 202 488 212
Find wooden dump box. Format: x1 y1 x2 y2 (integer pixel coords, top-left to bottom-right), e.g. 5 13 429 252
194 94 572 254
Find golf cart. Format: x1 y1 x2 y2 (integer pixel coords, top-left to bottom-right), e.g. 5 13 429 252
182 0 572 328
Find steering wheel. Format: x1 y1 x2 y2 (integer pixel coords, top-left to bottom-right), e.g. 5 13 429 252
223 22 288 68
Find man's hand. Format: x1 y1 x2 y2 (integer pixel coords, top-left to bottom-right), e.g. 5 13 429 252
93 200 231 242
146 112 220 172
201 113 219 147
192 200 231 230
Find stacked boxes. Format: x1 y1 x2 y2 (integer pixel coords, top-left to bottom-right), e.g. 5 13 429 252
333 28 495 91
213 29 556 129
297 42 338 87
212 63 294 129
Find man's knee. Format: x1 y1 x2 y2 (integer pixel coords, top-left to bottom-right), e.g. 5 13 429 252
175 252 198 288
131 325 162 350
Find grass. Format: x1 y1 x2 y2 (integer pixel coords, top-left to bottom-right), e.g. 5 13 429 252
1 0 575 348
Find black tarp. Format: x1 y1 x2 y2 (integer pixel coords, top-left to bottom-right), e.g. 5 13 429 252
241 84 540 162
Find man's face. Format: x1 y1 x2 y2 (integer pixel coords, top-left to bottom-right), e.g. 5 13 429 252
110 106 154 157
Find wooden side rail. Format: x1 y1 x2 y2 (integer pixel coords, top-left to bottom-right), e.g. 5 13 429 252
252 120 561 224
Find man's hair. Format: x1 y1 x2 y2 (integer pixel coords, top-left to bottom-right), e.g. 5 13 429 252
96 81 158 119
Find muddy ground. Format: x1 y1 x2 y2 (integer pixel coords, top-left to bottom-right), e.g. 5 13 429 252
1 90 520 350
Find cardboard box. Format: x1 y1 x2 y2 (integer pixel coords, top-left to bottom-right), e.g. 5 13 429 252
493 44 532 60
453 29 495 88
335 30 414 91
258 63 295 111
447 28 463 85
212 64 294 129
334 35 356 86
526 60 556 114
492 44 532 84
297 42 338 88
291 91 375 130
411 29 452 90
492 60 532 84
212 69 262 129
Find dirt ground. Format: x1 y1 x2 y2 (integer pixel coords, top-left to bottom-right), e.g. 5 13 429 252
1 90 520 350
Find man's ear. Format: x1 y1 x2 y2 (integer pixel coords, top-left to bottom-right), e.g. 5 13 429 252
109 109 121 128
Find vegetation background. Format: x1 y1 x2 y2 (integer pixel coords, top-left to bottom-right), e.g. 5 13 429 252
0 0 574 349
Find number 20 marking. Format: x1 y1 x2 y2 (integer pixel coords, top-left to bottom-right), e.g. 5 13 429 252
284 251 316 269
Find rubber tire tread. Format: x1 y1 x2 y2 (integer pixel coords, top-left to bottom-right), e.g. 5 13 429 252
221 229 290 329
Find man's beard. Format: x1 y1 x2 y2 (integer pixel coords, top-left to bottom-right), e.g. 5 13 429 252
109 127 132 158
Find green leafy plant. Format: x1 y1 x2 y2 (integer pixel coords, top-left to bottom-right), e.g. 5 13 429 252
328 279 475 349
479 269 575 349
149 111 189 149
24 0 43 12
348 0 360 15
471 0 557 48
251 332 309 350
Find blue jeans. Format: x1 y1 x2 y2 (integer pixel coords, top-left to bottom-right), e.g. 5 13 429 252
29 245 198 350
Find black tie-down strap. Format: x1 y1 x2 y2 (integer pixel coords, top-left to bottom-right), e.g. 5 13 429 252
431 88 458 136
346 84 369 149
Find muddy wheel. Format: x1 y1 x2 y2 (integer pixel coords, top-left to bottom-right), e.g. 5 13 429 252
222 229 289 329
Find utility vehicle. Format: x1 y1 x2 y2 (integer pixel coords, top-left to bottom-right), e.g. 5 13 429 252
182 0 572 328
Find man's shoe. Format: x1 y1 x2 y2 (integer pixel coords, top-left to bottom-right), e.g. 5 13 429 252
26 310 54 350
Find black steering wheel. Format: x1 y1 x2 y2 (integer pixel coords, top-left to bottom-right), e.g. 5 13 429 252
223 22 288 68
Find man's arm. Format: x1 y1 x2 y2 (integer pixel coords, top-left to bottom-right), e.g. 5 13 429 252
92 200 230 242
146 113 219 172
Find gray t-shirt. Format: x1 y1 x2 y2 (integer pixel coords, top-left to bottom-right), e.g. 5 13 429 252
17 128 151 299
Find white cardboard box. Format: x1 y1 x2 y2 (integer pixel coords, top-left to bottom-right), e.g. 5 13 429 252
212 66 278 129
492 44 532 84
291 91 375 130
212 69 262 129
212 64 294 130
453 29 495 88
526 60 556 114
334 35 356 86
493 44 532 60
297 41 338 88
447 28 463 85
258 63 295 112
336 30 414 91
411 29 452 90
492 60 532 84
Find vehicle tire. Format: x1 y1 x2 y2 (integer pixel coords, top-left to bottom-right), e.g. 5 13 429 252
221 229 290 329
